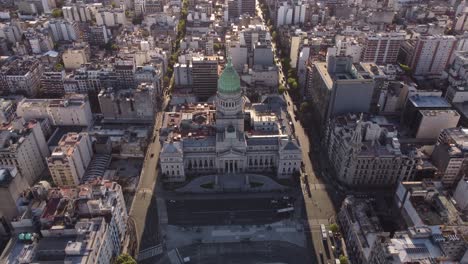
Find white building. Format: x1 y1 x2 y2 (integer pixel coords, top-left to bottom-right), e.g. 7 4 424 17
48 19 80 41
410 35 457 76
95 7 126 27
16 94 93 127
160 60 301 182
276 1 305 27
174 63 193 87
454 179 468 212
0 119 49 186
47 132 93 187
62 4 93 22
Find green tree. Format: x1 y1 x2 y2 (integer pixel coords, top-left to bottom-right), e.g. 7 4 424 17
51 8 63 18
115 253 137 264
399 63 411 73
271 31 277 41
54 63 64 71
339 255 349 264
299 101 309 114
329 223 339 234
111 2 117 8
278 84 286 94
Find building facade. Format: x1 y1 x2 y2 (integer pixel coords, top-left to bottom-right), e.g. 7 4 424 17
324 114 416 186
160 59 301 182
47 132 93 187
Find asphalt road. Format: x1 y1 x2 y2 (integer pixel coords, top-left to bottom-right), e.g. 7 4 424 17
166 197 295 226
127 98 168 256
157 241 313 264
256 3 339 263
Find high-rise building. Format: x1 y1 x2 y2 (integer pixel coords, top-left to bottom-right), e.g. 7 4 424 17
276 1 306 27
48 19 80 42
306 56 375 125
240 0 255 15
409 35 457 76
191 56 219 99
0 118 49 185
40 70 66 97
432 127 468 187
360 32 405 65
47 132 93 187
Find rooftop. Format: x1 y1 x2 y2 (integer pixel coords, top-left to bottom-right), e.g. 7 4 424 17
409 95 451 108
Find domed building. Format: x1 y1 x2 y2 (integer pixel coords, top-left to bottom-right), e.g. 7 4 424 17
160 59 301 182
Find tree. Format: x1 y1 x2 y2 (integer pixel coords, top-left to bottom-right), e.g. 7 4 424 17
54 63 64 71
278 84 286 94
51 8 63 18
329 223 339 234
213 43 223 52
299 101 309 114
271 31 277 41
339 255 349 264
115 253 137 264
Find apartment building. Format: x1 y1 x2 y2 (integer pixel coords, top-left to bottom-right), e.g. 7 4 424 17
16 94 93 127
47 132 93 187
2 57 43 96
409 35 457 76
0 118 49 186
192 56 219 99
431 127 468 186
324 114 416 186
1 180 127 264
360 32 406 65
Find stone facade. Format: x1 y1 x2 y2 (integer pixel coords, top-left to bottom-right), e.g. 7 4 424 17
160 59 301 182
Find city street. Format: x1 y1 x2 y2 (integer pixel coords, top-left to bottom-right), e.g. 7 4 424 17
256 3 339 263
166 197 295 226
127 97 169 259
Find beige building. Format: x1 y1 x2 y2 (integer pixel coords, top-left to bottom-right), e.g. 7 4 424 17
48 132 93 187
16 94 93 127
62 47 90 70
415 110 460 139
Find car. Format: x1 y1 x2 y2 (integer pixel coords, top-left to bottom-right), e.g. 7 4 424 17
169 200 176 203
287 101 290 106
282 196 290 200
150 153 155 158
271 199 278 204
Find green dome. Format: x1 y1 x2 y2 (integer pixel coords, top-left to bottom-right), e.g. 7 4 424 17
218 58 240 94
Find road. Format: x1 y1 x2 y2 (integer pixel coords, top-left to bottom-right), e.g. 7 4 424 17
126 98 168 258
256 3 339 263
166 197 295 226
